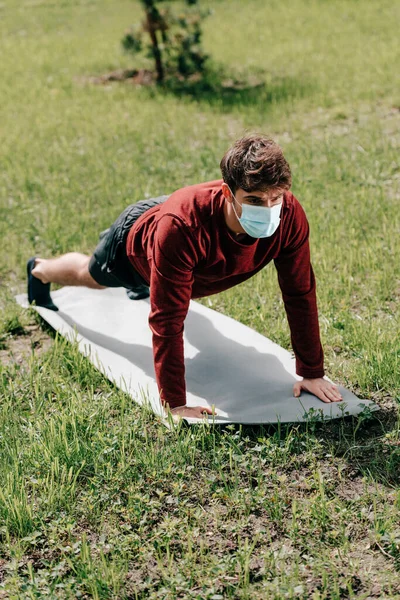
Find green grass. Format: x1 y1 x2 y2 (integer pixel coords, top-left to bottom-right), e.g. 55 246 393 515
1 0 400 597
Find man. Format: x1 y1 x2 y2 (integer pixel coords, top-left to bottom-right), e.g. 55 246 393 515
27 134 343 418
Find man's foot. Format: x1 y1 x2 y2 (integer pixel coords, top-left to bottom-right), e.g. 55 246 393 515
27 257 58 311
126 284 150 301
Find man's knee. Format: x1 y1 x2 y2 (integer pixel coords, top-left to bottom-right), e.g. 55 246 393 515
78 256 105 289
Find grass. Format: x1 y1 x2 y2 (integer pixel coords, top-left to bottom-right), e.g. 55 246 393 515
0 0 400 597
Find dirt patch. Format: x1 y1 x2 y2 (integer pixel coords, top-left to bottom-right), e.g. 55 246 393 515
77 68 156 87
0 325 52 368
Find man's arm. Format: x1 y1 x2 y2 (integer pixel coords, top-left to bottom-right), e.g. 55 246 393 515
274 203 324 378
274 200 342 403
148 214 216 416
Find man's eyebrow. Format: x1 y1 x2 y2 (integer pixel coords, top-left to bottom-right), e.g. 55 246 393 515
243 194 282 201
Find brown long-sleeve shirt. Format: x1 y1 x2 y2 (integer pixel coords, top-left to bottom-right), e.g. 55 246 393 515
126 179 324 409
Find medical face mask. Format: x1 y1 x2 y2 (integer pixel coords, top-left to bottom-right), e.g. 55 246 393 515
229 188 283 238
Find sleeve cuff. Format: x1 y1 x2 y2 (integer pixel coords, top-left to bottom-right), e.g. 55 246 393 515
162 399 187 410
296 367 325 379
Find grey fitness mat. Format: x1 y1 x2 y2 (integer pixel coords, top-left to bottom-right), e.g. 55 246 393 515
16 287 377 425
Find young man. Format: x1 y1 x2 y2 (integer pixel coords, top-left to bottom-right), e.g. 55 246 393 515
27 135 342 418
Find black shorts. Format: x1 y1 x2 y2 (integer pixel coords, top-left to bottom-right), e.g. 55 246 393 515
89 195 169 290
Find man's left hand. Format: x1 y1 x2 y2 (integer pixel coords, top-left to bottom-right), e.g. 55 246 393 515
293 378 343 403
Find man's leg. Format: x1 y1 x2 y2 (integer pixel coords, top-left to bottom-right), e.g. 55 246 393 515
27 253 106 311
31 253 104 289
27 195 169 308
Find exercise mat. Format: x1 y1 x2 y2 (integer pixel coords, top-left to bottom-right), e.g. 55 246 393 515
16 287 376 425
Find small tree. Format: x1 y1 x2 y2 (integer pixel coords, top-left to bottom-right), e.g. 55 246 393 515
122 0 208 83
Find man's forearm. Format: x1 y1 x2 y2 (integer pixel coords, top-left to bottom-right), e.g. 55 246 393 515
283 293 325 378
151 329 187 409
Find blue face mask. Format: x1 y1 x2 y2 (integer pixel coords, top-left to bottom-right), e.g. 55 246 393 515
230 188 283 238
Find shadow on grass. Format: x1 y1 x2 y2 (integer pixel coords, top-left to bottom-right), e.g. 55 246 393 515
215 404 400 487
150 67 315 112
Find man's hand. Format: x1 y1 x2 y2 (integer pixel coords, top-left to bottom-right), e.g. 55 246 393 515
166 405 216 419
293 378 343 403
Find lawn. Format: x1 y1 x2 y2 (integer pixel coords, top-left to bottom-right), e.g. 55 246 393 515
0 0 399 597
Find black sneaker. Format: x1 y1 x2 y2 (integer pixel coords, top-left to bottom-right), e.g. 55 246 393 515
126 284 150 301
27 257 58 311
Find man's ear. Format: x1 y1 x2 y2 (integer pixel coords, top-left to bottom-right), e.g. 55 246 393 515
221 182 233 203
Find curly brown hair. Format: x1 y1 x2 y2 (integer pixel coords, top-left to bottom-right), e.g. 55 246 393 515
220 134 292 193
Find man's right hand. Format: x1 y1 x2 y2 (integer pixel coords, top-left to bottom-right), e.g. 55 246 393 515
167 405 216 419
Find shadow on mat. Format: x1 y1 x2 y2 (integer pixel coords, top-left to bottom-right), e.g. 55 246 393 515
58 308 300 419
